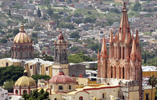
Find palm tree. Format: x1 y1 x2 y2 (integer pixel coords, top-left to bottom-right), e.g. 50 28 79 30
148 75 157 100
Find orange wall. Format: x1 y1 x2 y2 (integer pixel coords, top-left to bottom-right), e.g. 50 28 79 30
143 71 157 77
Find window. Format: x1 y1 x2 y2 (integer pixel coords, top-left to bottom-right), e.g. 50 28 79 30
51 85 53 89
25 52 27 57
23 90 27 94
25 45 27 48
16 52 17 57
15 90 18 95
79 96 83 100
46 67 48 71
20 45 22 48
30 66 32 69
69 85 71 89
59 85 63 90
146 93 149 100
54 98 57 100
6 63 8 67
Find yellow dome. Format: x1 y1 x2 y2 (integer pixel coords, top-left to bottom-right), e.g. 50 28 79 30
13 32 32 43
15 76 36 86
13 23 32 43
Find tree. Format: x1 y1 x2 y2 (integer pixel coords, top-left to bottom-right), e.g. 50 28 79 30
41 53 54 61
148 75 157 100
132 1 141 11
0 38 7 43
0 65 24 86
73 19 82 24
68 52 93 63
8 10 11 16
32 33 37 38
111 8 120 14
22 89 49 100
70 46 79 51
37 8 41 17
47 7 53 16
31 74 51 81
83 17 96 23
13 28 19 36
144 52 147 64
3 80 14 92
51 13 61 19
70 31 80 38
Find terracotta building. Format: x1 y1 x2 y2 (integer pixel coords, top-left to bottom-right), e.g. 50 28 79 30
97 3 142 100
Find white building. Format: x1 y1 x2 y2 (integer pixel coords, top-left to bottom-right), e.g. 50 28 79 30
0 87 8 100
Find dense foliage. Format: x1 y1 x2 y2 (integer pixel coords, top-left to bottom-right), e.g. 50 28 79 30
70 46 79 51
68 52 93 63
31 74 51 81
22 88 49 100
132 2 141 11
3 80 14 92
70 31 80 38
0 65 24 86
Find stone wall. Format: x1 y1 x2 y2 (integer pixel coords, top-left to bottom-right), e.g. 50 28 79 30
69 64 86 77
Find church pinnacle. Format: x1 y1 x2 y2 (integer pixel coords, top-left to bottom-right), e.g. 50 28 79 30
101 37 108 59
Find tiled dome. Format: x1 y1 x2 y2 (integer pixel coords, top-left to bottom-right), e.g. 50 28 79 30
13 24 32 43
49 69 74 83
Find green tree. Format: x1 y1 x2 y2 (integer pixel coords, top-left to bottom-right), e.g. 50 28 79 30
51 13 61 19
144 52 147 64
0 38 7 43
70 31 80 38
3 80 14 92
32 33 37 38
70 46 79 51
31 74 51 81
13 28 19 36
73 19 82 24
37 8 41 17
0 65 24 86
132 1 141 11
68 52 93 63
148 75 157 100
8 10 11 16
47 7 53 16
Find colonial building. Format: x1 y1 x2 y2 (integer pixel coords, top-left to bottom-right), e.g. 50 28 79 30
97 3 142 100
0 24 85 78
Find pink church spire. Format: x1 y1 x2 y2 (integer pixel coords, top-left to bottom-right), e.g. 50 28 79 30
135 30 140 44
101 37 108 59
118 2 131 43
130 38 137 61
97 50 100 59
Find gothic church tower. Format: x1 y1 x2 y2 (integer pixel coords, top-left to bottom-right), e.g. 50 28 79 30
97 3 142 100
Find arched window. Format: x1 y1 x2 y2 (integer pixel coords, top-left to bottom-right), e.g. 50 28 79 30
123 67 125 79
25 52 27 57
51 85 53 89
23 90 27 94
69 85 71 89
15 90 18 95
54 98 57 100
59 85 63 90
111 66 113 78
79 96 83 100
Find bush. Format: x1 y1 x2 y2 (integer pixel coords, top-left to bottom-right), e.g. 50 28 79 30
31 74 51 81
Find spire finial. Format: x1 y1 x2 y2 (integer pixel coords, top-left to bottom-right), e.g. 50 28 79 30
123 2 126 9
21 22 24 32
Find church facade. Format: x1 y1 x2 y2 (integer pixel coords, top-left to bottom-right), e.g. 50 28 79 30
97 3 142 100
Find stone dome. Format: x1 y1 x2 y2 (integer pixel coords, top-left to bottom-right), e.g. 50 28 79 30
49 69 74 83
15 70 36 87
13 24 32 43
